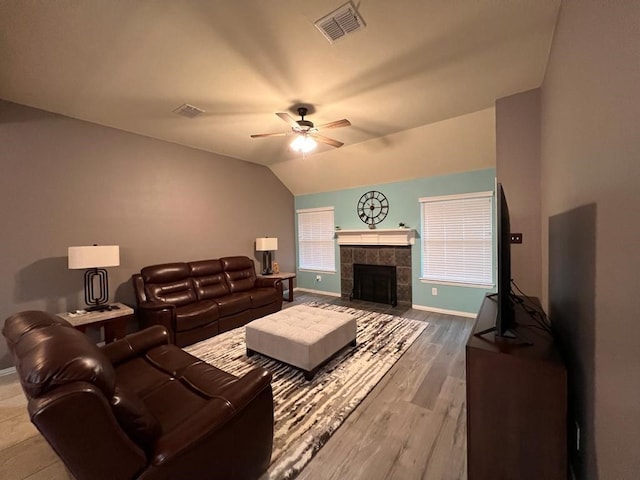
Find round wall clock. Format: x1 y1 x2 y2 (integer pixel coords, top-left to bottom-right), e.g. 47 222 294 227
357 190 389 227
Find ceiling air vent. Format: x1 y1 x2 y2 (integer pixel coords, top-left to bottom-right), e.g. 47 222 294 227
173 103 205 118
314 1 366 43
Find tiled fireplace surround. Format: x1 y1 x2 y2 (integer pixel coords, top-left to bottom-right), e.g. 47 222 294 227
340 245 412 306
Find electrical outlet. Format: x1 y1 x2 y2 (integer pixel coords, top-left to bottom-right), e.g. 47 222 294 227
431 287 438 296
316 275 322 282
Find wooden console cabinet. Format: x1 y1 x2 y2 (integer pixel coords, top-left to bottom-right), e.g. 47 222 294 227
466 296 567 479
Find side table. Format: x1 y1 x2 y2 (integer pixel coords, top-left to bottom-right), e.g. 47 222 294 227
261 272 296 302
57 302 135 344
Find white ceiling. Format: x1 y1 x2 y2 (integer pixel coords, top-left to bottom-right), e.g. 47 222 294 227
0 0 560 169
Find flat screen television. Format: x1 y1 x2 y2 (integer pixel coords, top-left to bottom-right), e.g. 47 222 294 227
495 182 516 337
476 182 517 339
496 183 516 338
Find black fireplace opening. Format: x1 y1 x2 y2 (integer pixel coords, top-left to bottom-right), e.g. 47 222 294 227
353 263 397 306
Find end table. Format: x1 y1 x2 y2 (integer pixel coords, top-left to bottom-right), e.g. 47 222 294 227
260 272 296 302
57 302 135 344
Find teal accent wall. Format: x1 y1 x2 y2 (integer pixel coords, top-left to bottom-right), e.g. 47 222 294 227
294 168 497 315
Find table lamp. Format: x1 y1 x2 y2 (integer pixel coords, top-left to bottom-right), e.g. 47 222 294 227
256 237 278 275
68 245 120 311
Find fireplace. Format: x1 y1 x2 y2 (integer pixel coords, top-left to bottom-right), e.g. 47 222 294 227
353 264 397 306
340 245 412 306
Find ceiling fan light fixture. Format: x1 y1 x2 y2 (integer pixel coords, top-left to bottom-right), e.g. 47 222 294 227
290 135 317 153
252 107 349 150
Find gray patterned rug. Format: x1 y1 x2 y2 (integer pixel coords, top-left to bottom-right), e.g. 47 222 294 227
185 303 428 480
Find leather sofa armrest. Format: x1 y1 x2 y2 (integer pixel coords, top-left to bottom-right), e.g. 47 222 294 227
29 382 147 480
149 368 273 466
255 277 283 291
138 301 176 311
101 326 170 365
150 397 236 466
136 302 176 343
216 367 273 411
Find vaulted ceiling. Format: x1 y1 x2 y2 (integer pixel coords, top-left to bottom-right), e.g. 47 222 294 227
0 0 560 194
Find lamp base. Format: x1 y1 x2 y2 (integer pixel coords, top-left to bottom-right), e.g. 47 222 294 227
84 268 110 308
261 251 273 275
85 303 119 312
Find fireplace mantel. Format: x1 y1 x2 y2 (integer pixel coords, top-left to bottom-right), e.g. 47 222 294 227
335 228 416 246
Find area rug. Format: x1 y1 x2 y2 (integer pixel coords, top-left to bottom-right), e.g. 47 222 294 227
185 303 428 480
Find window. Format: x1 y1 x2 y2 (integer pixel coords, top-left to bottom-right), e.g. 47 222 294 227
297 207 336 272
420 191 493 286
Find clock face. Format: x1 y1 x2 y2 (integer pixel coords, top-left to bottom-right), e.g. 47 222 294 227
357 190 389 226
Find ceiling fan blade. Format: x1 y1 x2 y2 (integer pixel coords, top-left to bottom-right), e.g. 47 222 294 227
312 133 344 148
315 118 351 130
276 112 300 129
250 132 292 138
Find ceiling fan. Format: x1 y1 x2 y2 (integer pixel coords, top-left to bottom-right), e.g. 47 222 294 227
251 107 351 152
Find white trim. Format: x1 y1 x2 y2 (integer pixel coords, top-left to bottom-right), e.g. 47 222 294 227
419 278 494 289
335 228 416 246
296 206 335 214
299 269 337 274
412 304 477 318
295 287 341 297
419 190 493 203
0 366 17 377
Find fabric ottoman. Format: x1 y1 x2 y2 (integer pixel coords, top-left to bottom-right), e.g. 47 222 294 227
245 305 357 380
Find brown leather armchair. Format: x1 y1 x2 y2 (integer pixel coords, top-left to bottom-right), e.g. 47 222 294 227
2 310 274 480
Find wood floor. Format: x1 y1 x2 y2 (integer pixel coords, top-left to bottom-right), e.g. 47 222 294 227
0 292 474 480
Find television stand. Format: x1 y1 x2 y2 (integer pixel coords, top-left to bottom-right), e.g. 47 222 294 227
466 296 567 479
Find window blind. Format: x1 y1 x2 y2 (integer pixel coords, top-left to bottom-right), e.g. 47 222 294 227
420 192 493 286
297 207 336 272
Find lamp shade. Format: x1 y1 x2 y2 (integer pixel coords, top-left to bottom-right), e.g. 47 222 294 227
68 245 120 269
255 237 278 252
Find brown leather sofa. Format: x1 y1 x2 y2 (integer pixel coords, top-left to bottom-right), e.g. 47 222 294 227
133 256 283 347
2 310 274 480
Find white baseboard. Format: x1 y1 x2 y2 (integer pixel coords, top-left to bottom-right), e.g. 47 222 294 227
295 288 341 298
412 304 477 318
295 289 477 316
0 366 17 377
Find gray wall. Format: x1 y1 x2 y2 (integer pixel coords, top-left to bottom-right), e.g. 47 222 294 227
540 1 640 478
0 100 294 369
496 89 542 299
